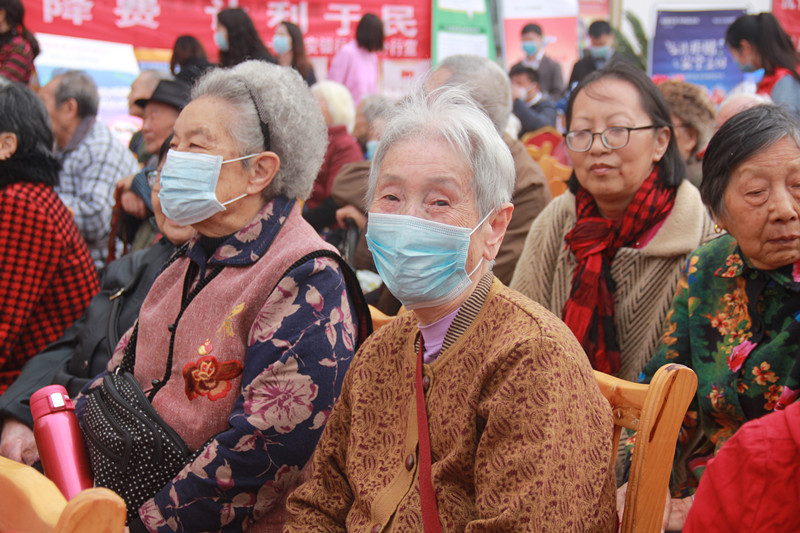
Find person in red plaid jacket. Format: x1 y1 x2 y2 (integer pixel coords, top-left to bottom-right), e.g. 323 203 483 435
0 81 99 395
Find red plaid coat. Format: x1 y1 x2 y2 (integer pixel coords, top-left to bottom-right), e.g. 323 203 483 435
0 182 99 394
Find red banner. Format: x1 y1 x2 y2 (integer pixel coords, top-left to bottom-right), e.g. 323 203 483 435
24 0 431 61
774 0 800 51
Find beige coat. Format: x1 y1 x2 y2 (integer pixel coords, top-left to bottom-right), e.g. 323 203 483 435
510 180 717 381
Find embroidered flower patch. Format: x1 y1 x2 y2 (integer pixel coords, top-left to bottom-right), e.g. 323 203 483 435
183 340 243 401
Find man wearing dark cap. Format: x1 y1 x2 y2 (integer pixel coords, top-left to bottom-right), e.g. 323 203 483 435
117 78 191 226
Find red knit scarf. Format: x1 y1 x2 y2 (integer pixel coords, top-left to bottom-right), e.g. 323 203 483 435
562 168 676 374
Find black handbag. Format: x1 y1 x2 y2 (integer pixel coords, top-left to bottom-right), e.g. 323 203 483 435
81 355 191 522
80 247 214 522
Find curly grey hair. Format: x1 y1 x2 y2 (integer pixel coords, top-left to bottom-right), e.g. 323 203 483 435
429 55 512 133
366 86 514 219
192 61 328 201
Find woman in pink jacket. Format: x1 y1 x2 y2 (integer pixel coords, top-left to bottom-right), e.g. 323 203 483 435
327 13 383 105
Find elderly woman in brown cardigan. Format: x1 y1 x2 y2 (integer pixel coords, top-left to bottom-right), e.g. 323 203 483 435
284 87 617 532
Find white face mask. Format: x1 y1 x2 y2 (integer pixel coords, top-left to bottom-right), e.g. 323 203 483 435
157 149 256 226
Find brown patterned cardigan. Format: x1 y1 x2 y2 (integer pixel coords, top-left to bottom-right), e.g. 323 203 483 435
284 275 617 532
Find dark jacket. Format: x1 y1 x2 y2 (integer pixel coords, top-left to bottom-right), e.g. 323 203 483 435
569 54 605 87
0 237 176 426
513 97 557 137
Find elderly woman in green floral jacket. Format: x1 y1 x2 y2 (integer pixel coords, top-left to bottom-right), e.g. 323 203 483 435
642 104 800 527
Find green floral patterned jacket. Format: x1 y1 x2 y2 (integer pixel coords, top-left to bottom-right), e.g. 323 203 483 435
642 233 800 496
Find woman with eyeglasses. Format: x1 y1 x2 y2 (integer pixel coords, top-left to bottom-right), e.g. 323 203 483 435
511 59 716 382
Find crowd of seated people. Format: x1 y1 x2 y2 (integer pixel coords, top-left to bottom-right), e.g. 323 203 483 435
3 11 800 531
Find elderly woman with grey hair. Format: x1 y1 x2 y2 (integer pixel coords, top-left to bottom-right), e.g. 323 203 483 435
284 87 616 532
75 61 369 532
639 104 800 529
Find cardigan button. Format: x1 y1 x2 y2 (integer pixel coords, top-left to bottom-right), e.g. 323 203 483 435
370 524 382 533
81 360 89 369
405 453 415 471
421 375 430 392
168 323 176 332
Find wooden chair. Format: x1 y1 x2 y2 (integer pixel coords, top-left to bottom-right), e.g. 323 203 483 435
537 154 572 198
526 140 553 162
594 363 697 533
0 456 126 533
369 304 396 331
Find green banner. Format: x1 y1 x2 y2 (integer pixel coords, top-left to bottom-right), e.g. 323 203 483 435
432 0 496 65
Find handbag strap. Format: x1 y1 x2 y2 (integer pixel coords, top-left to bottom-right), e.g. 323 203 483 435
416 342 442 533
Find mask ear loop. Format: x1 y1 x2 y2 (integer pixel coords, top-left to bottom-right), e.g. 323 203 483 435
466 210 496 277
219 152 259 206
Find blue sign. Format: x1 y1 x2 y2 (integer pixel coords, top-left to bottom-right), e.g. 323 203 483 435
651 10 748 100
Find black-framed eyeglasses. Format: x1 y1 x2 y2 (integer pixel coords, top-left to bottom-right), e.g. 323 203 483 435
565 125 658 152
146 170 160 188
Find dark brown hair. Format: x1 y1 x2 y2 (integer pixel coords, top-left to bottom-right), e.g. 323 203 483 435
170 35 207 75
281 21 313 80
356 13 383 52
217 8 275 67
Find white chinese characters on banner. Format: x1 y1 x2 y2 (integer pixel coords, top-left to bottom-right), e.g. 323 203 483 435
664 38 728 72
323 3 361 36
385 38 416 57
43 0 94 26
382 5 416 37
114 0 160 28
266 1 309 33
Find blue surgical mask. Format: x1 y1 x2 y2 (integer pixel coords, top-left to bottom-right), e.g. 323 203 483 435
273 34 291 54
735 59 758 73
589 45 611 59
365 212 491 309
365 140 379 161
522 41 539 57
215 30 229 52
158 149 255 226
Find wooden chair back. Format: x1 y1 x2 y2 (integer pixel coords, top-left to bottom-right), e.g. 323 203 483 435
594 363 697 533
369 304 396 331
538 155 572 197
526 140 552 162
0 456 126 533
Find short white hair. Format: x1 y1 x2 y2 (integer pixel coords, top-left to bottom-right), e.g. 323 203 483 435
430 55 512 133
311 80 356 133
367 86 514 219
192 61 328 201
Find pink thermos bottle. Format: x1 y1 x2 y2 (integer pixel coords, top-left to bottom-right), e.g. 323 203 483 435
30 385 93 499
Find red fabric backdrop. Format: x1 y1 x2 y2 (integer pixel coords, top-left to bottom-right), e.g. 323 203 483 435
24 0 431 61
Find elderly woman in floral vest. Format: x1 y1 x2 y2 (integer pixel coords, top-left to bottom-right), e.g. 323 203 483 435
76 61 369 532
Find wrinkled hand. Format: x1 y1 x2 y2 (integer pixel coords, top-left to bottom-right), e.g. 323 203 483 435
335 204 367 231
120 190 148 219
0 417 39 465
663 494 693 531
116 174 134 195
